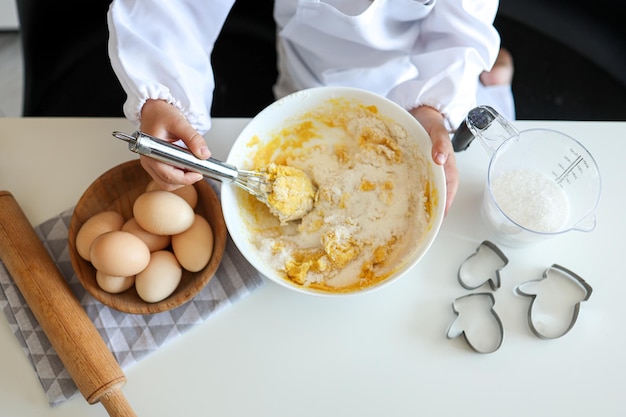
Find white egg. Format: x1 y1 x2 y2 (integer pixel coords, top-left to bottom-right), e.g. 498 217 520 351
75 211 125 261
133 190 195 235
90 230 151 277
135 250 183 303
172 214 214 272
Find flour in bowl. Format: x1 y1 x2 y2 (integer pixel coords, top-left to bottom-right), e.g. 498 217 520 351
237 99 436 293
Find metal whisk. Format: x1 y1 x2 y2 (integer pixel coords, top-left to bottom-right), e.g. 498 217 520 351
112 131 271 202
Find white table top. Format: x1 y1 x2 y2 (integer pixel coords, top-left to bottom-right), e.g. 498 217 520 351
0 117 623 416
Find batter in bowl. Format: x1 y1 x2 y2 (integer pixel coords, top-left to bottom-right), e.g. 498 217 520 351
238 99 435 293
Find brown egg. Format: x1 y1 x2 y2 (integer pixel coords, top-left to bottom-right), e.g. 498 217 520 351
122 217 171 252
90 231 151 277
133 190 195 235
96 271 135 294
146 180 199 209
135 250 182 303
172 214 214 272
75 211 125 261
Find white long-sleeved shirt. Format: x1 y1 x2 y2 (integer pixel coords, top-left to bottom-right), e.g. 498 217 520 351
108 0 502 133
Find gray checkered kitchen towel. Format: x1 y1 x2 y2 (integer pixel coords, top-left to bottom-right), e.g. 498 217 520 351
0 203 264 407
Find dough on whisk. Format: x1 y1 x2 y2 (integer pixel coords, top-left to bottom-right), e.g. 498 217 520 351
263 163 316 224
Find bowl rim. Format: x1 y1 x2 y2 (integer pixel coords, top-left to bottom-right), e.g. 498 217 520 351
68 159 227 314
221 86 446 296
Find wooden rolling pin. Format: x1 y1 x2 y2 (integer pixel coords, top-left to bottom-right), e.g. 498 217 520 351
0 191 136 417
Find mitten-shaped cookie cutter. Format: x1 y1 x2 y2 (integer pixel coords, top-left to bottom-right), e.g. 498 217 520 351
515 264 592 339
446 292 504 354
457 240 509 291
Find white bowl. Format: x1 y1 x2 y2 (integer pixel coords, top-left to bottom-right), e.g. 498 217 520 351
221 87 446 296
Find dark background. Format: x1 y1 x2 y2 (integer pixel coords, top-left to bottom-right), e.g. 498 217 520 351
15 0 626 121
495 0 626 121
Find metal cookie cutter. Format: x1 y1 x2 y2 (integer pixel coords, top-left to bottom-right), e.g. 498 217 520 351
457 241 509 291
446 292 504 354
515 264 593 339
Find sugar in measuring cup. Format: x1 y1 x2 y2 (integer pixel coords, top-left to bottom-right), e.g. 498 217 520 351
452 106 602 247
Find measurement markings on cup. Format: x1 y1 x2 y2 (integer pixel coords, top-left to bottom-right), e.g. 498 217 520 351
554 151 586 186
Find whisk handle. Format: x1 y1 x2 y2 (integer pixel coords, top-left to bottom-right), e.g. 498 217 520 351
112 131 239 183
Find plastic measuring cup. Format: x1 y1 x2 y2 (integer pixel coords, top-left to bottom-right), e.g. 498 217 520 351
453 106 602 247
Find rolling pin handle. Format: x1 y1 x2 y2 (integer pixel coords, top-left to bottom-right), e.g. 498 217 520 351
100 388 138 417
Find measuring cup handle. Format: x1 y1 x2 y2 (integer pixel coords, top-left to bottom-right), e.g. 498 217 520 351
451 106 519 154
451 105 501 152
451 119 475 152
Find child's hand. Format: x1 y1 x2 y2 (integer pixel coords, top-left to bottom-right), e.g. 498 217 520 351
410 106 458 216
138 99 211 190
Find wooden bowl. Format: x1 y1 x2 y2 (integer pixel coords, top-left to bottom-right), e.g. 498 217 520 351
68 159 226 314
